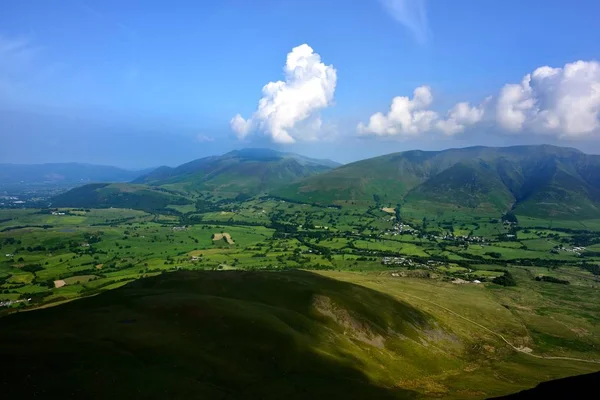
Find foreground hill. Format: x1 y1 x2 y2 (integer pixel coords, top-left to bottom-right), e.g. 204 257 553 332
134 148 340 195
1 269 597 399
0 270 443 399
0 163 148 187
275 145 600 219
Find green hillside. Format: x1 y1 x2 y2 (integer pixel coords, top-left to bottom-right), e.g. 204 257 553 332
51 183 191 212
135 148 339 196
275 145 600 219
1 269 596 399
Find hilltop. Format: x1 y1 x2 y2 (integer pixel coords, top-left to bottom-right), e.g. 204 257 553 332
134 148 340 195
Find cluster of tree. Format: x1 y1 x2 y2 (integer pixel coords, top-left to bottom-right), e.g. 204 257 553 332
194 199 227 213
501 213 519 224
535 276 570 285
580 262 600 275
492 271 517 286
83 232 104 244
485 251 502 259
1 237 21 246
90 216 138 227
19 290 52 302
1 224 53 233
21 264 44 274
264 196 341 209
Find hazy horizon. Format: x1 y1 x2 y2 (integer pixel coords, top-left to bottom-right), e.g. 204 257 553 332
2 0 600 168
2 142 600 170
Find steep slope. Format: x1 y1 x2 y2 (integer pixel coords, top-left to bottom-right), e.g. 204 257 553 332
0 163 149 187
134 148 339 195
275 145 600 218
51 183 191 212
405 160 515 213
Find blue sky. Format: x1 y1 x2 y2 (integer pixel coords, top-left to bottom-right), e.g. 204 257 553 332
1 0 599 168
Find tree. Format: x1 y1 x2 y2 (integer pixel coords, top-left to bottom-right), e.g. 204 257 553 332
492 271 517 286
502 213 519 224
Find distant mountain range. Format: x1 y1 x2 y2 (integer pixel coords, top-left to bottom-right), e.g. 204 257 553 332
50 145 600 219
0 163 150 187
51 149 340 211
274 145 600 219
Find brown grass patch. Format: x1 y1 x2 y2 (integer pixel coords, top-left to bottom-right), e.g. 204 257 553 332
54 280 66 288
313 295 385 348
213 232 234 244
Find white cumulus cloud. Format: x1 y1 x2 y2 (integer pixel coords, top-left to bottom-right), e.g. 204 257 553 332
357 86 437 136
358 86 485 137
436 100 487 136
497 60 600 137
230 44 337 144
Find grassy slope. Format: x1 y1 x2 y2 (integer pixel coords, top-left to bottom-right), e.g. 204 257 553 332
404 161 515 213
51 183 192 212
1 269 598 399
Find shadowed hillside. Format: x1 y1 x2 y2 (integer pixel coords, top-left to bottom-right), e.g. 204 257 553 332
0 270 448 399
1 268 599 398
492 371 600 399
0 269 460 399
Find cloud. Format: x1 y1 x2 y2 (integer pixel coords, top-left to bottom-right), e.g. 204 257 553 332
231 44 337 144
0 35 38 76
436 100 487 136
360 60 600 141
0 34 41 98
196 134 214 143
357 86 485 137
497 60 600 137
0 34 67 98
357 86 437 136
380 0 430 44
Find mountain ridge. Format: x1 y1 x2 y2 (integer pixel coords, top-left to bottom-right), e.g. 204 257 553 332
0 163 151 187
274 144 600 219
132 148 340 195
